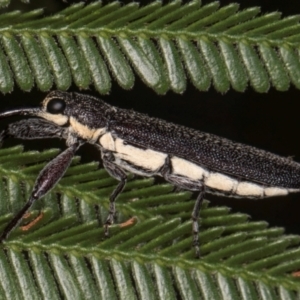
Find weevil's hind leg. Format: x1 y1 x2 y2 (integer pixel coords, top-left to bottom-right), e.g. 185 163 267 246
0 142 79 242
101 151 127 236
160 155 205 258
192 186 205 258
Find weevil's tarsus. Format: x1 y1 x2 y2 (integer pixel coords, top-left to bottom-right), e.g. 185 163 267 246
0 196 36 242
0 142 79 242
102 151 127 236
104 179 126 236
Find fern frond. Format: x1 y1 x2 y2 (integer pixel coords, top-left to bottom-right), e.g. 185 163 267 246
0 1 299 94
0 145 300 299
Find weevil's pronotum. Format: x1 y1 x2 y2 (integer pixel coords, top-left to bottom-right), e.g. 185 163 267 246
0 91 299 256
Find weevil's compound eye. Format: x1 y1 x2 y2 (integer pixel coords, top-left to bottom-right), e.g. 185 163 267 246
46 98 66 114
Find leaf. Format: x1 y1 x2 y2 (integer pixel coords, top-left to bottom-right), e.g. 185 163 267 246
0 1 299 93
0 146 299 299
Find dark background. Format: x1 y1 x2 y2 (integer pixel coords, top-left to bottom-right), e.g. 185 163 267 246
1 0 300 234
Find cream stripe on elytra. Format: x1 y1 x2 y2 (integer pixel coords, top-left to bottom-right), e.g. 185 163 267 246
264 187 288 197
171 156 208 181
236 182 264 197
99 133 167 171
205 173 237 192
114 138 167 171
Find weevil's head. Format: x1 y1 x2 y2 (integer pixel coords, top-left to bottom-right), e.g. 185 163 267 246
0 91 113 140
39 91 112 127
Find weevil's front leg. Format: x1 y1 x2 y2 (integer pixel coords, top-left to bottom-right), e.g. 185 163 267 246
0 142 80 242
0 118 67 145
101 151 127 235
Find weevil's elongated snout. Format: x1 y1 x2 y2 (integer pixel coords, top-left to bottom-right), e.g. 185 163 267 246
0 107 40 118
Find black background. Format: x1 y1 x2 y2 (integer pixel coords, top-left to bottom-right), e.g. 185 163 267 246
1 0 300 235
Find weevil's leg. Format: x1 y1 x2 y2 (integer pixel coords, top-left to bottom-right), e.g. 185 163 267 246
160 155 205 258
0 142 79 242
192 186 205 258
101 151 127 236
0 118 67 143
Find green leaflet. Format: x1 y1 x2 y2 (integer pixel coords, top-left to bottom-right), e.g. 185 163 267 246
0 146 299 299
0 1 299 93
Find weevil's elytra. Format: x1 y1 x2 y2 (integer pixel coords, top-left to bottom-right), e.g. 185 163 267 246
0 90 300 257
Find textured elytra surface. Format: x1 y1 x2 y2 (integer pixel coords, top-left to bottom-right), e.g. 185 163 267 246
0 146 299 299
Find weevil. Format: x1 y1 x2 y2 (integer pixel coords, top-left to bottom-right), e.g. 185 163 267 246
0 90 300 257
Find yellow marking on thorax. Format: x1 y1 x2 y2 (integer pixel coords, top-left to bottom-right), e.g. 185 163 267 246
38 112 68 126
69 117 105 140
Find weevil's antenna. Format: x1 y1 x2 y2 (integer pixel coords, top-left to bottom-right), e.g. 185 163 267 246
0 108 40 118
